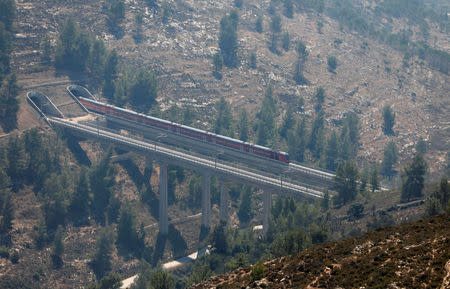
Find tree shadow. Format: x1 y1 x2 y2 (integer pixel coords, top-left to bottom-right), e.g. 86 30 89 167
199 225 210 242
152 233 167 266
117 158 146 188
64 134 91 166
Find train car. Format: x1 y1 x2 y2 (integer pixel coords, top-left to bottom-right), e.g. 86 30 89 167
77 97 290 163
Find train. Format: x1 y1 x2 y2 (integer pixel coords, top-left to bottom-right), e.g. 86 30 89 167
76 96 290 163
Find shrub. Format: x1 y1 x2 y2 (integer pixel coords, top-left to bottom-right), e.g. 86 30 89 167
0 246 9 258
327 55 338 71
250 261 266 282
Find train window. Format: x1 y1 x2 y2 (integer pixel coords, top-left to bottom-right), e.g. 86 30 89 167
275 155 279 160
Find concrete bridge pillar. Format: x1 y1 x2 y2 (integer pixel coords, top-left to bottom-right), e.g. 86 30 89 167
262 190 272 237
159 161 168 235
219 180 229 222
201 173 211 229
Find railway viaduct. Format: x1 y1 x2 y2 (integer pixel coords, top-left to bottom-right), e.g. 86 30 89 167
28 87 335 236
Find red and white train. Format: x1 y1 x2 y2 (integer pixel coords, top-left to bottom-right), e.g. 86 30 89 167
76 96 290 163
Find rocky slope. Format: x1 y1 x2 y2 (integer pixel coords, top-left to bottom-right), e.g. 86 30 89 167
11 0 450 178
191 213 450 288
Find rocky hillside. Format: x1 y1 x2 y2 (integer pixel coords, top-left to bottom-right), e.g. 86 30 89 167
11 0 450 177
191 213 450 288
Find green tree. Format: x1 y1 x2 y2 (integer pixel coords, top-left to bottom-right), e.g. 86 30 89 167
219 12 239 67
282 31 290 51
211 220 228 254
325 131 339 171
238 187 252 223
309 110 325 159
296 40 308 60
182 107 194 126
381 141 398 176
40 36 52 65
401 154 427 202
0 191 14 235
214 97 233 136
234 0 243 8
99 273 122 289
256 86 276 146
0 22 12 83
42 174 69 231
212 52 223 78
255 15 263 33
315 86 325 110
284 0 294 18
90 148 115 223
370 164 379 193
55 18 91 72
107 0 125 27
117 203 145 256
287 118 307 162
0 73 20 132
128 68 158 113
382 105 395 135
6 135 26 190
103 50 118 100
321 190 330 210
161 1 171 23
340 112 360 160
434 178 449 211
91 227 115 278
51 225 64 268
0 0 16 32
148 269 174 289
327 55 337 72
416 137 427 155
269 14 282 52
335 161 359 204
69 167 91 225
279 106 295 139
89 38 107 81
238 109 248 141
293 58 307 84
249 51 257 69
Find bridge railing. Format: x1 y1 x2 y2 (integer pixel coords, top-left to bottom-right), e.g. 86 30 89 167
51 117 326 198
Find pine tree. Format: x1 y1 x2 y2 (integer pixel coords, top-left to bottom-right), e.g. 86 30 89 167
381 141 398 176
211 220 228 254
70 167 91 225
219 12 239 67
6 135 26 190
382 105 395 135
282 31 290 51
255 15 263 33
128 68 158 113
335 161 359 204
238 109 248 141
89 38 106 81
0 191 14 235
370 164 379 193
214 97 233 137
92 227 115 278
257 86 276 146
325 131 339 171
401 154 427 202
309 110 325 159
279 106 295 139
0 74 20 132
238 187 252 222
51 225 64 268
91 148 115 223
